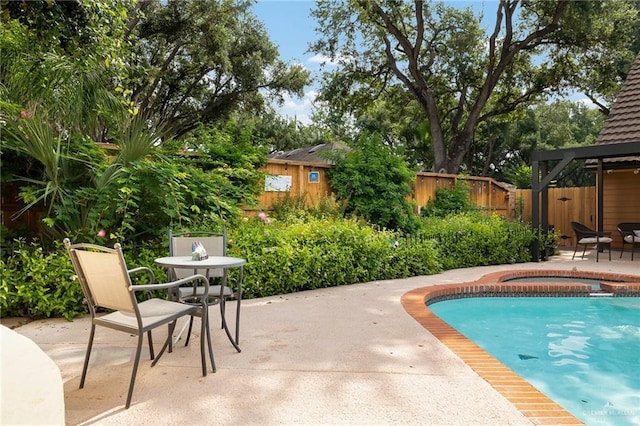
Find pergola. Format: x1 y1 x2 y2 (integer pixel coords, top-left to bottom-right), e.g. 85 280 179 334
530 140 640 261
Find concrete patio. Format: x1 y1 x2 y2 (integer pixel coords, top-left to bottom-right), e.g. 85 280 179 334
3 248 639 425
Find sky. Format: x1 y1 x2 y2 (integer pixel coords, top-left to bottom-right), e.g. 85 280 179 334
252 0 322 124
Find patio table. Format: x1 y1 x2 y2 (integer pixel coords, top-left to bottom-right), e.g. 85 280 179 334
154 255 246 351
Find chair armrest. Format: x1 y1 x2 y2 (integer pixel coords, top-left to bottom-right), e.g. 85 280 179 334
130 274 210 296
128 267 156 283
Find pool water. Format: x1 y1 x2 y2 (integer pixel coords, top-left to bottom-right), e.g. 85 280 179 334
429 297 640 425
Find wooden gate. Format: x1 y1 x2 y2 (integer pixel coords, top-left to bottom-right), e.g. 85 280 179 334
516 187 596 247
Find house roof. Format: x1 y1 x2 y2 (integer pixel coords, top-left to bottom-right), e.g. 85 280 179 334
594 53 640 165
267 143 350 164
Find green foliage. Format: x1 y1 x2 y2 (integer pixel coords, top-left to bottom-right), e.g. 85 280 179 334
421 181 472 217
384 238 442 279
270 193 310 222
311 0 638 173
0 240 84 320
309 194 347 220
503 164 533 189
270 193 346 222
419 213 536 269
2 115 265 245
251 108 333 152
129 0 311 139
327 133 419 232
0 13 130 141
226 217 442 298
2 213 537 320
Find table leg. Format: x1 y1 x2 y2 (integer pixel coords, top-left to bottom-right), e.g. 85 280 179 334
220 270 241 352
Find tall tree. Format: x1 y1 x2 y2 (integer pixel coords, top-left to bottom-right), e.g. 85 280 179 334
483 100 604 187
127 0 311 139
0 0 133 140
311 0 639 173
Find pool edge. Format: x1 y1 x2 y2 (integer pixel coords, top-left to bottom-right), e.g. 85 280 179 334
401 269 640 426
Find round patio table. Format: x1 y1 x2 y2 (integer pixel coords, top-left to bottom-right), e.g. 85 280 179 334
154 255 246 352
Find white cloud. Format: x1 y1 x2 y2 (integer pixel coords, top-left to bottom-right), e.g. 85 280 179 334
574 97 600 109
274 90 318 125
307 53 334 65
307 53 352 67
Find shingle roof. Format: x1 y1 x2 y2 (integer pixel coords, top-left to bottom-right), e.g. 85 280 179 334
595 53 640 164
267 143 350 164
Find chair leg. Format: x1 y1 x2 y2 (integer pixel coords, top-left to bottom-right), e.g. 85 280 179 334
125 333 145 409
572 244 578 260
184 315 195 347
206 317 215 373
147 331 155 360
152 321 177 368
235 297 241 345
79 324 96 389
620 242 625 258
582 244 587 259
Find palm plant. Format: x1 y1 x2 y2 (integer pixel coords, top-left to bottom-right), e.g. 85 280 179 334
0 19 155 241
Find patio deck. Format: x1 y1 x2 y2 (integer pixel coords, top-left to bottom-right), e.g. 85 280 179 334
4 249 639 425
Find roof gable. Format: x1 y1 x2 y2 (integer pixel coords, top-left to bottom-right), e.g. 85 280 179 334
593 53 640 165
267 143 350 164
596 53 640 146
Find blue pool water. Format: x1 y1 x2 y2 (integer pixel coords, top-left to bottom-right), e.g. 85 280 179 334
429 297 640 425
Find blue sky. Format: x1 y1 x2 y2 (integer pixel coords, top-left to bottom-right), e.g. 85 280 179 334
252 0 321 124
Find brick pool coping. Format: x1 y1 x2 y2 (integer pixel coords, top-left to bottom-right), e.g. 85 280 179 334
401 269 640 426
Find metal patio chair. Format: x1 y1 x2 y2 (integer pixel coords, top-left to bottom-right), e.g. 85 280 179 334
617 222 640 260
64 238 213 409
570 221 612 262
168 230 242 351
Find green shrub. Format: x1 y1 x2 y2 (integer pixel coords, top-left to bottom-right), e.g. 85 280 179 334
227 217 441 298
421 180 472 218
1 240 83 320
327 133 420 233
309 194 346 219
270 193 311 222
382 238 442 279
1 213 535 320
0 238 172 321
419 213 535 269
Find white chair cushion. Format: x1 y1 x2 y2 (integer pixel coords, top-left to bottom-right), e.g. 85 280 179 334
579 237 612 244
624 235 640 243
634 230 640 237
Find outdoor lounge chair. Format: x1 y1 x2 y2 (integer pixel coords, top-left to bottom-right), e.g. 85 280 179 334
617 222 640 260
570 221 612 262
168 230 242 350
63 238 213 409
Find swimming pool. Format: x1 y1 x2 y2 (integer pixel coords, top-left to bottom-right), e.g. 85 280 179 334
430 296 640 426
401 269 640 425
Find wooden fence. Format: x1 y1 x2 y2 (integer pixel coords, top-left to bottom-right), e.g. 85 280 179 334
251 161 516 218
1 182 45 235
247 159 333 216
515 187 596 247
413 172 514 218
